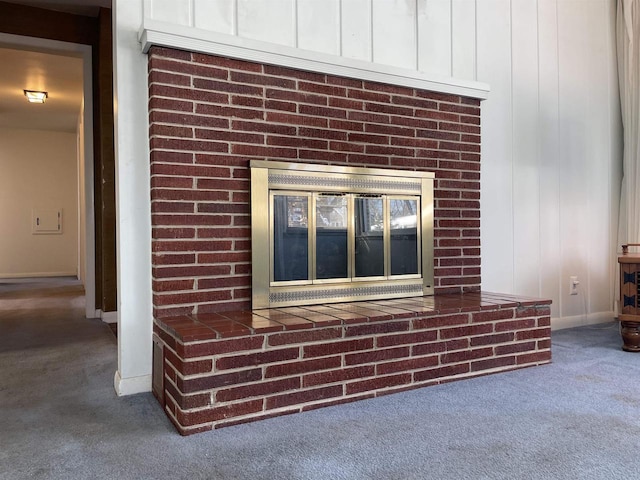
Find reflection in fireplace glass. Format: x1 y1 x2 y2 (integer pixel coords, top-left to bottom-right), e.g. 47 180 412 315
316 195 348 279
390 199 419 275
355 197 384 277
273 195 308 281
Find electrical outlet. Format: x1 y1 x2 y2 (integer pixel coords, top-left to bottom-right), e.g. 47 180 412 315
570 276 579 295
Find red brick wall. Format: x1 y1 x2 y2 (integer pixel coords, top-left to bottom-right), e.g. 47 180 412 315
153 296 552 435
148 46 481 318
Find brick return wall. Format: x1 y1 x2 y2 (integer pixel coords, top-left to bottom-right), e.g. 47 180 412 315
148 46 482 318
153 293 552 435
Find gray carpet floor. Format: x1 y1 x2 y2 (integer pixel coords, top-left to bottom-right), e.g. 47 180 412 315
1 278 639 479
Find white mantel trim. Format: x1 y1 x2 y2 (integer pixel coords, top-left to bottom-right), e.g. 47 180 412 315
139 19 490 100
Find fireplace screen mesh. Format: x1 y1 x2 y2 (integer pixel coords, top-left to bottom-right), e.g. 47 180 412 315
251 161 434 308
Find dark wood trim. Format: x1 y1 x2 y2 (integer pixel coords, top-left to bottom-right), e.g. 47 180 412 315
95 7 117 312
0 1 98 46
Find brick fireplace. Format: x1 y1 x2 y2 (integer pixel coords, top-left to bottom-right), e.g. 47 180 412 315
148 46 551 435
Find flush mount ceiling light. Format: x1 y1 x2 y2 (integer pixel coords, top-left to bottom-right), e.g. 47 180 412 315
24 90 48 104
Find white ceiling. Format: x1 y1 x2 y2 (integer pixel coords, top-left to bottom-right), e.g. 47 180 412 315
0 1 111 133
0 47 84 133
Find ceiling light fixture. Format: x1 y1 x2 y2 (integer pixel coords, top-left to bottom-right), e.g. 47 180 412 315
24 90 48 104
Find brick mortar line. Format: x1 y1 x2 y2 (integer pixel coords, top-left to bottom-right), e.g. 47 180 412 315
147 70 479 112
157 316 548 342
147 148 479 159
163 361 548 431
174 357 549 417
148 132 478 148
149 138 480 151
152 277 247 284
153 264 248 269
174 372 410 413
148 174 480 183
208 347 545 381
148 115 478 132
146 120 479 140
148 63 465 98
147 96 479 119
166 337 549 380
147 135 481 149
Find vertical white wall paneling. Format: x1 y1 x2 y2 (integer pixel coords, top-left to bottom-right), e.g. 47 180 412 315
371 0 417 69
477 0 514 294
297 0 340 55
193 0 236 34
77 109 87 286
417 0 452 76
537 0 561 320
607 0 622 317
511 0 540 297
557 2 590 321
237 0 296 47
150 0 193 26
113 0 154 394
608 0 623 314
341 0 372 61
451 0 476 81
585 0 615 319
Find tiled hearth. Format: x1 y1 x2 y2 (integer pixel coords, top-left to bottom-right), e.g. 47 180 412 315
153 292 551 435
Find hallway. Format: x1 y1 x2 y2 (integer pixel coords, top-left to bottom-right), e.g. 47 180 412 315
1 277 96 351
0 278 165 479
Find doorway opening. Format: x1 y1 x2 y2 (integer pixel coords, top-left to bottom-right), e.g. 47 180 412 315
0 1 117 329
0 35 96 319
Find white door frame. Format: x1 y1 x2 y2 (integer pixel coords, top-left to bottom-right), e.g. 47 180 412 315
0 33 96 319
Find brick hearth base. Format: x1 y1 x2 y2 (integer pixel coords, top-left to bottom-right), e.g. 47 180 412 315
152 292 551 435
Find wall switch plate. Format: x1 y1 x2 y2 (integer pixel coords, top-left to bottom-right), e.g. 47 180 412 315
570 276 579 295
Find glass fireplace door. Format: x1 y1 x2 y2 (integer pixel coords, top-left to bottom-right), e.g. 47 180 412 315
252 160 434 308
389 198 419 276
315 194 349 281
272 194 310 283
354 196 385 279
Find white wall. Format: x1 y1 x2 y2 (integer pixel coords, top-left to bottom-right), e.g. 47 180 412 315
0 127 79 278
113 0 154 395
77 104 87 285
145 0 474 74
477 0 622 328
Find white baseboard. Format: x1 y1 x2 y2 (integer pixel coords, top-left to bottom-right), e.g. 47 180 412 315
551 311 616 331
101 310 118 324
114 371 152 396
0 271 77 279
